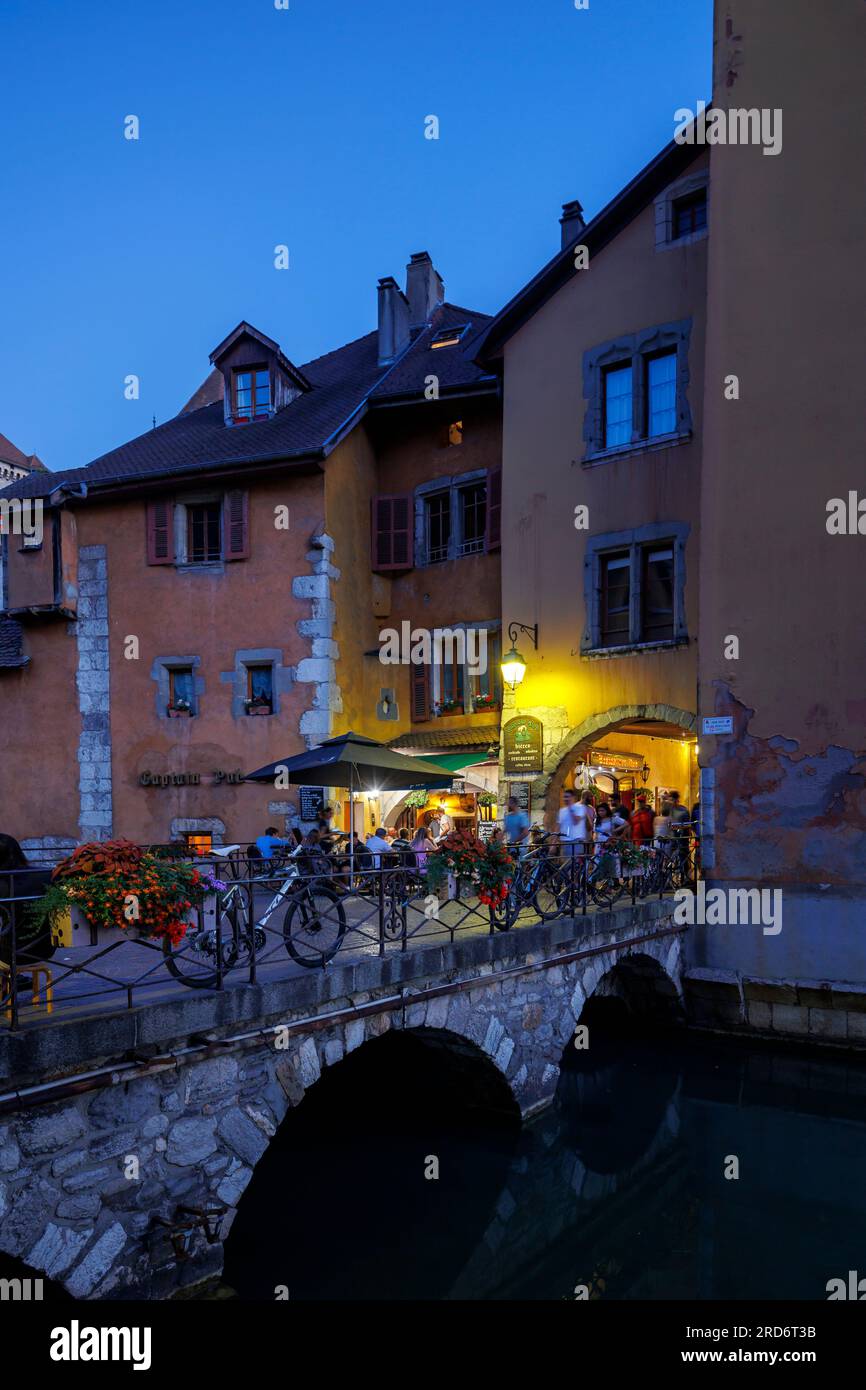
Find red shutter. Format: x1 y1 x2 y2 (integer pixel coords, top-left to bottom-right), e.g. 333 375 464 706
485 468 502 551
224 489 249 560
411 664 430 723
146 500 174 565
371 494 413 571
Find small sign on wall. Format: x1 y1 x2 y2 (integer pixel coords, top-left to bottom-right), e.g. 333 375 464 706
509 782 531 814
701 716 733 735
503 716 543 777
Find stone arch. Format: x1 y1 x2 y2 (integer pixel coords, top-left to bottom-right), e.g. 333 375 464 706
540 703 697 824
572 945 685 1029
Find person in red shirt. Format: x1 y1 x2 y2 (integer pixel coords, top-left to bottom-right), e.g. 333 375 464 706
630 793 655 845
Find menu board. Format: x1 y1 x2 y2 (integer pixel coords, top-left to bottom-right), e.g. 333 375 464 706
299 786 325 822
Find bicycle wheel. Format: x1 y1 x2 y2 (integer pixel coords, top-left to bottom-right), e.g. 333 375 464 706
162 894 242 988
533 860 572 919
589 854 625 910
283 885 346 967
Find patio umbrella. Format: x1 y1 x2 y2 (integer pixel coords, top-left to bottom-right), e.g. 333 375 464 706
245 731 455 877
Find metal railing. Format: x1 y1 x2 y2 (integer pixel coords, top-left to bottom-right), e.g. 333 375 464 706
0 832 699 1030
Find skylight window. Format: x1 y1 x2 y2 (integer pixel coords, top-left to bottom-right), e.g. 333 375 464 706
431 324 469 349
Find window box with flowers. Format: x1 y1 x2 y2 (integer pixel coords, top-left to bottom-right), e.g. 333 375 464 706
243 695 273 716
472 693 500 713
167 698 193 718
435 698 461 716
24 840 223 949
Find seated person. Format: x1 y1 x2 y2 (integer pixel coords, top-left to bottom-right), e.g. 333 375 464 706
365 826 393 867
255 825 292 866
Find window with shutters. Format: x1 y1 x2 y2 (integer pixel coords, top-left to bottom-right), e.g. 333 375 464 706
146 490 249 567
371 494 413 572
582 319 693 463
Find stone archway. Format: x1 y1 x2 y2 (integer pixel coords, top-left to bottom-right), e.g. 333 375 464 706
540 703 697 825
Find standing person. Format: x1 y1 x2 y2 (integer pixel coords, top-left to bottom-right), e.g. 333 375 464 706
653 801 673 857
557 788 589 866
427 811 442 842
669 791 691 870
630 793 655 845
581 792 597 845
504 795 531 858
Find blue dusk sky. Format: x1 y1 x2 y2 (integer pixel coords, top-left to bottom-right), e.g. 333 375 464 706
0 0 712 472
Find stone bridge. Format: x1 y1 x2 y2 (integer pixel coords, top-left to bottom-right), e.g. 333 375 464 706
0 899 683 1299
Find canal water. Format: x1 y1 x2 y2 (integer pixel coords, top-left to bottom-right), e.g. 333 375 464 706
221 1014 866 1301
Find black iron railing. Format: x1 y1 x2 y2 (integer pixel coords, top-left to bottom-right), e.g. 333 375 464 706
0 833 698 1030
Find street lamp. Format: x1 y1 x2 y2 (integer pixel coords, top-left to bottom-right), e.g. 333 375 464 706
500 621 538 690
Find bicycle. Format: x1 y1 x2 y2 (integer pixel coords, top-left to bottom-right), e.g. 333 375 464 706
162 845 347 984
490 833 581 929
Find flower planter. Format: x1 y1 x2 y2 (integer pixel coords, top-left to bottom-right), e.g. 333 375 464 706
167 707 192 718
69 906 130 949
246 705 272 716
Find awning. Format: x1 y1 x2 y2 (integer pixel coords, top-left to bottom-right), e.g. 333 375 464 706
414 752 492 774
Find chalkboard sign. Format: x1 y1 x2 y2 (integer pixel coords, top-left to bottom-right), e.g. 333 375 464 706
509 782 531 814
299 786 325 822
477 821 498 843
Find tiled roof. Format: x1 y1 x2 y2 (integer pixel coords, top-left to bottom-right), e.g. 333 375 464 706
0 433 46 473
0 617 28 670
389 724 500 751
6 303 494 504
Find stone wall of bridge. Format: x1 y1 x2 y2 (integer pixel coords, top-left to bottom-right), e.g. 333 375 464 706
0 901 682 1299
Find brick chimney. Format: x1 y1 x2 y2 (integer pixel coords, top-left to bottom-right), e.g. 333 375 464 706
377 276 411 366
560 199 586 249
406 251 445 333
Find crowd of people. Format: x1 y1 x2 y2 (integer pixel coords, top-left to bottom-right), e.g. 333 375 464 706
501 787 698 865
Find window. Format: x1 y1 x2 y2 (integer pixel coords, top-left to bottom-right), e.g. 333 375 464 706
646 351 677 438
425 491 451 563
469 629 502 709
233 367 270 423
412 469 498 566
582 320 692 462
459 483 486 555
603 365 633 448
185 833 212 856
437 645 464 714
146 491 248 567
584 525 688 653
643 546 675 641
187 502 222 564
672 189 707 239
431 325 468 348
169 667 196 714
245 663 274 714
601 552 631 646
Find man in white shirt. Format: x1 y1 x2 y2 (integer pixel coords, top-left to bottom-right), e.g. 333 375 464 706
557 789 589 858
365 826 393 867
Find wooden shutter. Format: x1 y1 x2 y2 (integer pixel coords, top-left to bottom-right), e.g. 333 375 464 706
410 664 430 723
485 468 502 551
371 494 413 571
146 500 174 565
224 489 249 560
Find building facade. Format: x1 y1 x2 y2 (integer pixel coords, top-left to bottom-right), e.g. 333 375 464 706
0 254 502 858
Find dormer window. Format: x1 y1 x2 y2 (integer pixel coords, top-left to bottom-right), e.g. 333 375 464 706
431 324 468 349
232 367 270 423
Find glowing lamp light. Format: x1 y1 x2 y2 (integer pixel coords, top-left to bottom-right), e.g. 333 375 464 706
500 644 527 690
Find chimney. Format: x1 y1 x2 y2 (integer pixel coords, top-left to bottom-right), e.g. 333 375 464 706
377 276 411 366
406 251 445 333
559 199 586 249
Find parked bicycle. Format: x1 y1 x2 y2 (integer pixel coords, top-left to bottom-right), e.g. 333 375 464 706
162 845 347 984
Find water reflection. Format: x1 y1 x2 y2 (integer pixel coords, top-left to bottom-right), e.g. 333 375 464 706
222 1014 866 1302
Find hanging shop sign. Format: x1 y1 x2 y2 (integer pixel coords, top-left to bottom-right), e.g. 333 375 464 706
139 768 244 788
299 786 326 822
585 747 646 772
503 716 543 777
